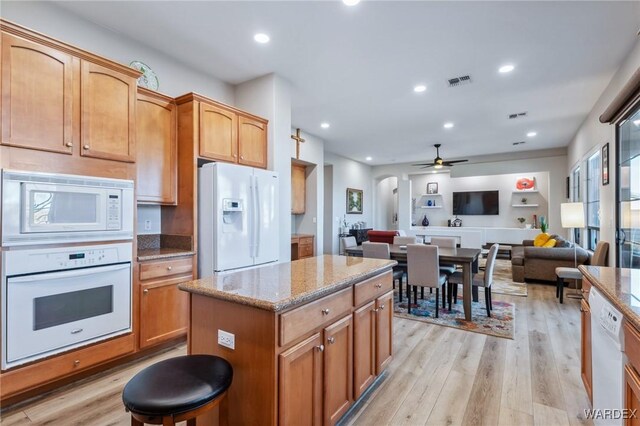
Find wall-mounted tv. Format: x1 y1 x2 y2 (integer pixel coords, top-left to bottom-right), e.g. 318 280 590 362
452 190 499 215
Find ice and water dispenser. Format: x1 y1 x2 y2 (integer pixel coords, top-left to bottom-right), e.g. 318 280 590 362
222 199 244 232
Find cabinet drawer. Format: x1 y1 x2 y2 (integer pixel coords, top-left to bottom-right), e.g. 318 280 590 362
299 243 313 258
0 334 135 399
139 257 193 281
299 237 313 246
280 287 353 347
625 322 640 374
354 272 392 307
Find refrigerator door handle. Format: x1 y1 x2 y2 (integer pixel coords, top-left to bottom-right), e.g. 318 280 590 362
250 175 257 259
255 176 261 259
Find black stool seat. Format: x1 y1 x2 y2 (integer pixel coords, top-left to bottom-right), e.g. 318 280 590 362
123 355 233 417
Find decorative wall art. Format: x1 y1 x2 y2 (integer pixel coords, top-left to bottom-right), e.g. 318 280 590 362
427 182 438 194
602 143 610 186
346 188 363 214
515 177 536 191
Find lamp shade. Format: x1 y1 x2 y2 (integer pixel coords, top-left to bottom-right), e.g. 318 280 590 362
561 202 585 229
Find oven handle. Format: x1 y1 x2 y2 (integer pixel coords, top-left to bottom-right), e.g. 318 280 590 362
8 263 131 284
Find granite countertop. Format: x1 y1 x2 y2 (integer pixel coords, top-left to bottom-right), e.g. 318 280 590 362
291 233 314 240
579 265 640 329
178 255 397 312
137 234 195 261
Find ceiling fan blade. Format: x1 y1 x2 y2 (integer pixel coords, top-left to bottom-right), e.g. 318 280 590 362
443 159 469 165
420 164 435 169
412 163 434 166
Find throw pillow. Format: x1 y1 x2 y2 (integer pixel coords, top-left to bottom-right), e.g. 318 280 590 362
555 237 572 248
533 233 551 247
543 238 557 248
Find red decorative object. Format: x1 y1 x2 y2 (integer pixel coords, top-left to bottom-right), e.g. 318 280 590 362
516 178 535 190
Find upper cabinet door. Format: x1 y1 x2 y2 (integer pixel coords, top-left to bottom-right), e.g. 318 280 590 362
136 92 177 204
1 34 76 154
238 116 267 169
199 102 237 162
81 61 136 162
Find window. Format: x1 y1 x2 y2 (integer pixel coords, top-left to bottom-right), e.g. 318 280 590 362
586 151 600 251
572 166 581 245
617 107 640 268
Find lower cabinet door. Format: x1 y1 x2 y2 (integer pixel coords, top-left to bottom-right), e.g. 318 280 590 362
139 280 189 349
324 315 353 425
376 291 393 375
625 364 640 426
279 333 323 426
581 298 593 404
353 300 376 399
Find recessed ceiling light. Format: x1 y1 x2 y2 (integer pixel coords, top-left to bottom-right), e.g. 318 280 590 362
527 131 537 137
343 0 360 5
320 122 330 129
443 122 454 129
499 64 515 73
413 84 427 93
365 156 372 161
254 33 270 44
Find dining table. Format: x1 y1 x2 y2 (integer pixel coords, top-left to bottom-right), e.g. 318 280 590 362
345 244 482 321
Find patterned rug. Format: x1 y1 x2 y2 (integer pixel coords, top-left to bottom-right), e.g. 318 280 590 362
393 287 515 339
479 258 527 297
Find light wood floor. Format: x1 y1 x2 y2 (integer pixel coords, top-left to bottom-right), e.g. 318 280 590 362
0 283 589 426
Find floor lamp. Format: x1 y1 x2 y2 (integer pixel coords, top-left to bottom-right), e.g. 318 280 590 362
561 202 585 298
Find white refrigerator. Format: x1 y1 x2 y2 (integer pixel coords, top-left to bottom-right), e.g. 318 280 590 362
198 162 279 277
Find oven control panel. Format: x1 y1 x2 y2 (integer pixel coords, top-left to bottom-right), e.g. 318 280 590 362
51 248 120 269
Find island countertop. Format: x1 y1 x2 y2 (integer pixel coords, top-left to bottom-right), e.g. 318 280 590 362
178 254 396 312
579 265 640 329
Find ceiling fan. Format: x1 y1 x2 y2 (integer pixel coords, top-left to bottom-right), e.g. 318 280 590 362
412 144 468 169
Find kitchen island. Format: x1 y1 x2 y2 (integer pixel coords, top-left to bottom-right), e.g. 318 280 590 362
178 255 397 425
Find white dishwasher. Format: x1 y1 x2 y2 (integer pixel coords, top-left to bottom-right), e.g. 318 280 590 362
590 286 626 425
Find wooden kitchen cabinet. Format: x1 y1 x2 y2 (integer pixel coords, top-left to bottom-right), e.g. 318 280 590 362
136 88 177 204
138 256 193 349
376 291 393 374
625 365 640 426
291 164 306 214
81 61 136 163
1 33 76 155
279 333 323 426
324 315 353 425
238 115 267 168
199 101 237 162
291 235 315 260
353 300 376 399
581 297 593 404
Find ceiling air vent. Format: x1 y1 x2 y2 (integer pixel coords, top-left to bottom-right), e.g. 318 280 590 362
513 141 526 146
508 112 528 119
447 75 472 87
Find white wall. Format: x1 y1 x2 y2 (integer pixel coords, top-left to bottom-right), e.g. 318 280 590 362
235 74 292 262
2 1 235 102
375 177 397 230
137 205 161 235
372 148 567 236
291 129 324 254
323 165 334 254
567 38 640 265
324 152 373 254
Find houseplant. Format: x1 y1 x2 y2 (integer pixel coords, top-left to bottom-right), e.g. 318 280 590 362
539 216 548 233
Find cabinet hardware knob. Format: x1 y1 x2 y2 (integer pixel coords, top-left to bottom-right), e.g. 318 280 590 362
374 308 379 312
143 289 149 294
328 337 335 344
321 308 330 315
65 142 73 148
317 344 324 352
240 155 244 160
70 328 83 334
232 154 236 158
376 283 382 288
74 360 80 366
379 304 385 310
167 266 172 271
83 144 90 150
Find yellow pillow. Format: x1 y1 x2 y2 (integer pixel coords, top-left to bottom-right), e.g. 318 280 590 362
533 233 551 247
543 239 557 248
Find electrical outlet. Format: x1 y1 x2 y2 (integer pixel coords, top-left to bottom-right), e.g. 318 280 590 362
144 220 151 231
218 330 235 350
312 217 317 223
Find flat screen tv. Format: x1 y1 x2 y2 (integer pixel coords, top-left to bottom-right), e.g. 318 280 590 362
452 190 499 215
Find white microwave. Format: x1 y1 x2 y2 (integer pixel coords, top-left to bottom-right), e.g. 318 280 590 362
1 170 134 246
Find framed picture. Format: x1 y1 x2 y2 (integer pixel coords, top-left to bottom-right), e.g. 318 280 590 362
427 182 438 194
346 188 363 214
602 143 609 186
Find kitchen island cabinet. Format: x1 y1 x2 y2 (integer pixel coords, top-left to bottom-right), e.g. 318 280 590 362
179 255 396 426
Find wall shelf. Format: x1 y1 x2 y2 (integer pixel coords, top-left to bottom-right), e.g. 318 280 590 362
418 193 442 197
512 190 539 194
419 206 442 209
512 204 539 207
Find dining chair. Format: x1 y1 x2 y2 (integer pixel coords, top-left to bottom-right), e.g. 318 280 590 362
340 236 357 255
448 243 499 317
393 236 417 245
427 236 458 299
406 244 448 317
362 242 405 300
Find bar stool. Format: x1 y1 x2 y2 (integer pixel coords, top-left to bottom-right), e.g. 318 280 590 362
122 355 233 426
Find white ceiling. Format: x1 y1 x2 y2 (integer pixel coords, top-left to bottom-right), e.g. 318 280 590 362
54 1 640 165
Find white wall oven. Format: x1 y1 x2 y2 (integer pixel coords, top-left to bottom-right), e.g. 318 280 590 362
2 170 134 246
1 243 132 369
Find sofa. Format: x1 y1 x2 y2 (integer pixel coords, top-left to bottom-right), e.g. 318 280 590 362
367 230 399 245
511 239 590 282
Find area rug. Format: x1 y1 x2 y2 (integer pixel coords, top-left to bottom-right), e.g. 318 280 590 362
479 258 527 297
393 288 515 340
